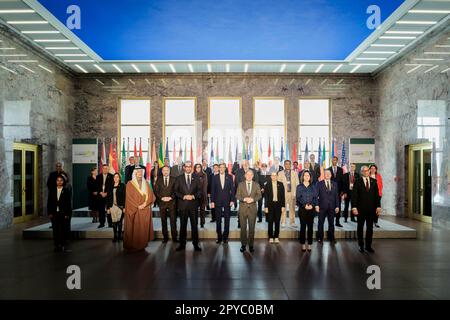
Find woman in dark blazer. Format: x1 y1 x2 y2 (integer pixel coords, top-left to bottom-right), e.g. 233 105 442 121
296 170 318 252
264 172 285 243
87 167 99 223
106 173 126 242
47 175 72 252
193 163 208 228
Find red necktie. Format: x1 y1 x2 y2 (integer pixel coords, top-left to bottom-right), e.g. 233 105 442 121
365 178 369 192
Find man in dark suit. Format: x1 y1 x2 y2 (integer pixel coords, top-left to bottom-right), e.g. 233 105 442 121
328 156 344 227
342 163 360 222
209 164 220 223
257 163 270 222
154 165 178 243
174 161 202 251
352 166 381 253
316 170 340 244
234 160 258 228
309 154 321 181
170 157 184 178
211 163 236 244
96 164 114 228
125 156 147 184
47 175 72 252
47 162 70 190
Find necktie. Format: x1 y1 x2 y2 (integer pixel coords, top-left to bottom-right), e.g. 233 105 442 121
165 177 168 187
365 178 369 192
187 175 191 187
327 181 330 191
350 173 354 184
247 182 251 194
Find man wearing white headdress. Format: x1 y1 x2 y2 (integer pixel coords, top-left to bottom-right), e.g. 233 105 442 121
124 168 156 252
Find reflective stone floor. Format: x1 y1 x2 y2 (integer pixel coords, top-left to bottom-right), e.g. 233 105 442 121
1 216 449 300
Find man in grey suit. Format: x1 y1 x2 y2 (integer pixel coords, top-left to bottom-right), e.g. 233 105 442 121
171 157 184 178
236 170 262 253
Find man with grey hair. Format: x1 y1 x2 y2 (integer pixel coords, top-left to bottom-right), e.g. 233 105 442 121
316 169 340 244
352 165 381 253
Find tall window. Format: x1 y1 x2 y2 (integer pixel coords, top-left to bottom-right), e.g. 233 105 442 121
253 98 285 163
120 99 151 163
299 99 330 165
208 98 242 164
164 98 197 164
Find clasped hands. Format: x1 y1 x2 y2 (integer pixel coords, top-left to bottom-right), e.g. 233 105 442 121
210 202 234 209
183 195 195 201
243 197 254 204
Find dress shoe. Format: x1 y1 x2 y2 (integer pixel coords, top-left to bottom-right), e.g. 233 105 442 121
317 239 323 244
162 239 168 244
201 224 204 228
351 218 356 222
249 246 255 253
223 240 228 244
108 224 113 228
301 244 306 252
336 223 343 228
258 219 262 223
344 219 348 223
210 219 216 223
366 247 375 253
176 245 186 251
240 246 246 252
97 224 105 229
216 239 222 244
359 247 365 253
194 245 202 252
307 245 312 252
269 238 274 243
274 238 280 244
374 223 380 228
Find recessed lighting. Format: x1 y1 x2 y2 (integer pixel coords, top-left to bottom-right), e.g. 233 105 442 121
385 30 423 35
150 63 158 72
145 79 151 85
363 51 396 54
0 47 15 50
315 64 324 73
396 21 437 25
336 79 344 85
435 45 450 48
96 79 104 85
350 64 361 73
38 65 53 73
169 63 176 72
188 63 194 72
0 9 35 13
297 64 305 72
414 58 444 61
0 65 17 74
280 64 286 72
441 67 450 73
18 64 35 73
129 79 135 85
74 64 88 73
207 63 212 72
34 39 71 42
407 65 422 74
408 10 450 14
112 79 121 85
0 54 27 57
380 36 416 40
424 52 450 55
226 63 230 72
55 53 87 57
350 63 379 66
64 59 94 62
22 30 60 34
45 47 79 50
333 64 343 73
112 64 123 73
8 60 37 63
356 57 386 60
130 64 140 72
424 65 439 73
7 20 48 24
305 79 311 85
93 64 106 73
320 79 327 85
371 44 405 47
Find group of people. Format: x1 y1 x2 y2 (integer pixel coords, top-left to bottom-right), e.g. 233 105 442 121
46 152 383 254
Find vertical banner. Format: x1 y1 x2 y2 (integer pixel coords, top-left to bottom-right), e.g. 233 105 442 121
72 138 98 209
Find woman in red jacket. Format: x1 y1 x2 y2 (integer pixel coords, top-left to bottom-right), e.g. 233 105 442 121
369 164 383 228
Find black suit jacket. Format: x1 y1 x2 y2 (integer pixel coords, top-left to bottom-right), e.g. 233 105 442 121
328 166 344 193
154 175 176 207
106 183 126 209
342 172 360 194
47 186 72 216
211 174 236 207
310 163 321 181
96 173 114 195
352 177 381 217
264 181 285 209
174 174 202 211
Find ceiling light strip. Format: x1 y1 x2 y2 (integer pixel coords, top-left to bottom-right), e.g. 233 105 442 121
74 64 88 73
93 64 106 73
112 64 123 73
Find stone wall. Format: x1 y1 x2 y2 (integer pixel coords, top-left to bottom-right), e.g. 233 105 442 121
0 26 76 229
375 26 450 226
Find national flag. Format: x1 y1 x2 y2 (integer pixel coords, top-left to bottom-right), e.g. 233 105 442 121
334 137 338 160
215 138 219 164
341 139 348 174
151 138 157 165
304 137 309 162
268 138 273 166
184 139 187 163
322 138 327 168
331 137 335 159
318 138 322 166
242 140 246 160
293 142 297 162
108 139 115 174
254 138 259 163
285 140 290 161
121 138 126 182
210 138 214 165
133 138 137 158
146 138 151 181
165 137 169 160
139 138 144 166
235 138 238 163
190 137 194 163
112 138 119 173
280 137 284 162
126 138 130 165
158 139 164 167
228 140 233 174
179 137 183 159
100 138 106 168
173 139 176 165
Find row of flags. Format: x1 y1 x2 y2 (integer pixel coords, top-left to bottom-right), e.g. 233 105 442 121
100 136 349 183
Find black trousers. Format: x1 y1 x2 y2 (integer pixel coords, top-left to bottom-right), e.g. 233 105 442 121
267 202 282 239
98 196 112 226
199 196 207 226
160 203 178 241
335 197 342 224
215 205 231 241
179 208 199 246
357 214 375 248
51 214 70 248
299 207 314 245
318 207 335 241
257 197 263 221
343 194 355 220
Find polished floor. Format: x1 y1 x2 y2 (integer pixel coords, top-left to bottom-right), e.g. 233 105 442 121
1 216 449 300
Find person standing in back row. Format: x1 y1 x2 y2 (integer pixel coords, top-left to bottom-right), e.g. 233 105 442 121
96 164 113 228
